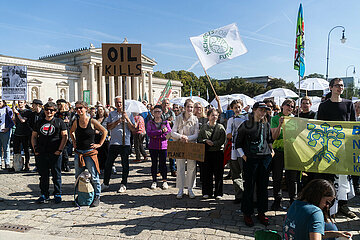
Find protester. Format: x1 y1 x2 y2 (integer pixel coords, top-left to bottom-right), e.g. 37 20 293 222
69 101 107 207
299 96 316 119
194 102 208 184
198 108 226 199
161 99 177 177
271 99 297 210
225 99 248 204
283 179 352 240
317 78 356 218
354 101 360 195
12 100 32 171
235 102 274 227
263 98 275 122
171 99 199 199
29 99 44 130
31 102 68 203
147 105 171 189
0 100 13 170
101 97 136 193
89 107 97 119
173 105 181 116
133 112 148 162
95 105 109 171
55 99 72 172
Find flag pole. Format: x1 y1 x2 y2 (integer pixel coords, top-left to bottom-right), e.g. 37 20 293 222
298 75 301 117
202 66 218 98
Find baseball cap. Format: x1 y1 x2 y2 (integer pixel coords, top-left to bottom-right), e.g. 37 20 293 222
253 101 270 110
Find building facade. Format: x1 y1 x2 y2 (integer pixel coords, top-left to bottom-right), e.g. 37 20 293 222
0 44 182 105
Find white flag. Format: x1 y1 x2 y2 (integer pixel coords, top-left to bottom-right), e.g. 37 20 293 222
190 23 247 70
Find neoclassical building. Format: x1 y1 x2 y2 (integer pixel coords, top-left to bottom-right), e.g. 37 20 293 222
0 43 182 106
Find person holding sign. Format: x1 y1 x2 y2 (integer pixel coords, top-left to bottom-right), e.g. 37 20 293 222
198 108 226 199
235 102 274 227
317 78 356 219
171 99 199 199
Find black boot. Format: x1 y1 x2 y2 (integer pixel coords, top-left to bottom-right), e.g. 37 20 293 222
271 198 287 211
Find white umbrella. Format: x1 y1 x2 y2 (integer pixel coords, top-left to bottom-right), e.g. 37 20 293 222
296 78 329 91
170 96 209 107
124 100 148 113
255 88 298 100
210 94 255 111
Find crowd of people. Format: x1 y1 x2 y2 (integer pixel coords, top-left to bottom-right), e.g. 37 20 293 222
0 77 357 239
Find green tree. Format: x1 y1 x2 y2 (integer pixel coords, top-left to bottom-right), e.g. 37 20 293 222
153 71 165 78
304 73 325 79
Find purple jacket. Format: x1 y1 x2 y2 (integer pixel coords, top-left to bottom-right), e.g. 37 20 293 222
146 119 171 150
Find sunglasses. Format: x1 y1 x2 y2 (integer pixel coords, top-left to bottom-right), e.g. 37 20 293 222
45 108 56 112
75 106 84 110
326 198 335 208
286 104 295 109
153 110 162 113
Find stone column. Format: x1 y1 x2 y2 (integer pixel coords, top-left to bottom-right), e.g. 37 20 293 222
117 76 122 98
142 71 146 102
89 63 96 105
109 76 115 106
126 76 132 100
74 79 78 102
99 66 106 106
131 76 139 101
148 71 153 104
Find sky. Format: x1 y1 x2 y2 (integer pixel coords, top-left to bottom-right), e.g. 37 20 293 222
1 0 360 83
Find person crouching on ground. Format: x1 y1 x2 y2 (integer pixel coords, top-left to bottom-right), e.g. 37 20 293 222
69 101 107 207
235 102 274 227
31 102 68 204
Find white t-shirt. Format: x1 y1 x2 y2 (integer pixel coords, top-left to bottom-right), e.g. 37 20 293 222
226 114 248 160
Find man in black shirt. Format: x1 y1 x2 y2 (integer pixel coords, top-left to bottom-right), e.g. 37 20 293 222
55 99 72 172
12 100 33 171
31 102 67 204
299 96 316 119
161 99 176 176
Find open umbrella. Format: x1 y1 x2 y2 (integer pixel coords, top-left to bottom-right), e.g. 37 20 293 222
255 88 298 100
296 78 329 91
170 96 209 107
210 94 255 111
124 100 148 113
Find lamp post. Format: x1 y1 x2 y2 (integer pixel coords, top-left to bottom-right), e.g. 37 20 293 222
326 26 347 81
345 65 356 98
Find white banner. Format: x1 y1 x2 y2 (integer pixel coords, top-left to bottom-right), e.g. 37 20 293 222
1 66 27 100
190 23 247 70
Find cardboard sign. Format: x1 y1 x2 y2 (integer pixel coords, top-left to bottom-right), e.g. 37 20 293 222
167 141 205 162
102 43 141 77
2 66 27 100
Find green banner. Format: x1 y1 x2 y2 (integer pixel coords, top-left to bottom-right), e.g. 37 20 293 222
284 116 360 176
83 90 90 105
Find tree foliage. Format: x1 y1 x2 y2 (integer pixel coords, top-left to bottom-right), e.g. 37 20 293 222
304 73 325 79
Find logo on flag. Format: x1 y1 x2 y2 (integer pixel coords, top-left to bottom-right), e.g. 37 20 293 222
190 23 247 70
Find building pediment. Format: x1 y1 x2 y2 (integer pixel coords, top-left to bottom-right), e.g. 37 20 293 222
28 79 43 85
56 81 69 87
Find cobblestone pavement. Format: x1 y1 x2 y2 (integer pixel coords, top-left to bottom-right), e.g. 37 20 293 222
0 155 359 240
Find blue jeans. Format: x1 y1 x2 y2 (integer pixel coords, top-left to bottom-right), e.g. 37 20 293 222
36 153 62 197
74 149 101 197
0 130 11 165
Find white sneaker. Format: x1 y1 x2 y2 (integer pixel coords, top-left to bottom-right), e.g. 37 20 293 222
216 196 223 200
188 189 195 199
112 166 117 174
117 184 126 193
101 183 109 191
162 182 169 190
176 189 183 199
150 182 157 189
203 195 209 199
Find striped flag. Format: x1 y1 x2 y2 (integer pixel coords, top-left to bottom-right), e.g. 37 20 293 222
156 80 172 105
294 4 305 77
